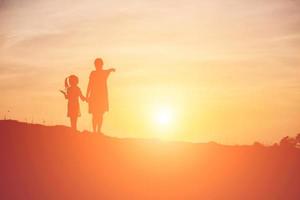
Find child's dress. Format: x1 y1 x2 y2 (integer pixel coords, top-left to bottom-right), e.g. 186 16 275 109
67 86 83 117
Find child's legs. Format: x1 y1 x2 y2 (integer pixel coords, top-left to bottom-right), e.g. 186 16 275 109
70 117 78 130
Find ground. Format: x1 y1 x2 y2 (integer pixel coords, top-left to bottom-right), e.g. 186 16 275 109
0 120 300 200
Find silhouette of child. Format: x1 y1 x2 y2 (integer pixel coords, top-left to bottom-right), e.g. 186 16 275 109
60 75 86 131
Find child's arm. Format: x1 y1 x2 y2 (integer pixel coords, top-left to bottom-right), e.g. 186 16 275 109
60 90 68 99
79 89 86 102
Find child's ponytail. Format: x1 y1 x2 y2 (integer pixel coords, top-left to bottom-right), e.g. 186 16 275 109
64 75 78 89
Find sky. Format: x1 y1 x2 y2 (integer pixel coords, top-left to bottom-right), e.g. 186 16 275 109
0 0 300 144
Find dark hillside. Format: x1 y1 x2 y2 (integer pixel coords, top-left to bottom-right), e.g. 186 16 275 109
0 120 299 200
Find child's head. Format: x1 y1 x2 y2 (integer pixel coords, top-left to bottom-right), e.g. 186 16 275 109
94 58 103 70
68 75 79 87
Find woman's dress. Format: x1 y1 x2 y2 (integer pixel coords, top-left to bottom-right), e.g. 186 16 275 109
88 70 110 114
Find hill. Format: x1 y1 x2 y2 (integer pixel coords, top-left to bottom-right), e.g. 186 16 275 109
0 120 300 200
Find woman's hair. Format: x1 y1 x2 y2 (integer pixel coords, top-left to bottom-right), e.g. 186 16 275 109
94 58 103 70
65 75 79 89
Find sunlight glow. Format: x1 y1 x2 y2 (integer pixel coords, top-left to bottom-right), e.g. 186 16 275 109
155 107 173 126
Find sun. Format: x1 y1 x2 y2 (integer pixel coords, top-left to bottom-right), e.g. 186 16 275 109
155 108 173 125
153 106 175 132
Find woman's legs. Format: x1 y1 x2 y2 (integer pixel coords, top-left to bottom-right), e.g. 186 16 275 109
92 114 97 133
92 113 103 133
97 114 103 133
70 117 77 131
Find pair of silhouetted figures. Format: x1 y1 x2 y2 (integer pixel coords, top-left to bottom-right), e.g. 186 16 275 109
60 58 115 133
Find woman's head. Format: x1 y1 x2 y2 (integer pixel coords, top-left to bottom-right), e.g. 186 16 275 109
94 58 103 70
68 75 79 87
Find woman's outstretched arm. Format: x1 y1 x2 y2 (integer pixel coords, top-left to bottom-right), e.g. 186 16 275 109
105 68 116 77
108 68 116 73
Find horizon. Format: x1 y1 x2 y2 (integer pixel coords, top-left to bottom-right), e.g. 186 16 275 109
1 119 300 146
1 0 300 144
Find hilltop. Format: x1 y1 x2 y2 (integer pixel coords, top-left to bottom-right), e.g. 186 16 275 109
0 120 300 200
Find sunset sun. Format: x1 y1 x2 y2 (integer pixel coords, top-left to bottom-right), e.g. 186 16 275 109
152 106 176 134
155 107 173 126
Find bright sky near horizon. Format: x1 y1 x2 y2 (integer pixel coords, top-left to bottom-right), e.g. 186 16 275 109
0 0 300 144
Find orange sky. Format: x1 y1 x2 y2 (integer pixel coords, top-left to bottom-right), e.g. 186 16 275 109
0 0 300 144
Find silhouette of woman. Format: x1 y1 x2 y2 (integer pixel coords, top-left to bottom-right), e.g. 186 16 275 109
86 58 115 133
60 75 86 130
